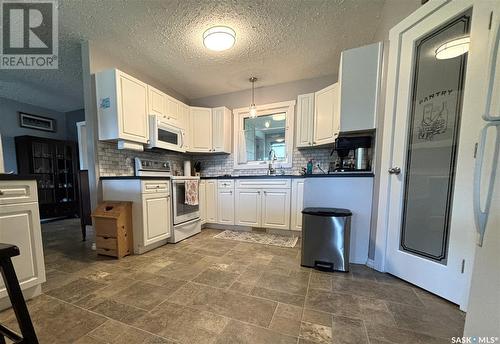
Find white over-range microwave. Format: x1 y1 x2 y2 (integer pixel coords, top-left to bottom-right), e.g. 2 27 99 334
147 115 186 152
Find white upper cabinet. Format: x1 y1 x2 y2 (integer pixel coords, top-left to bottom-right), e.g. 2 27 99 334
148 85 166 117
314 83 340 146
190 107 213 152
338 42 382 131
212 107 232 153
180 103 191 151
165 94 182 126
296 93 314 148
147 85 183 128
189 106 232 153
96 69 149 144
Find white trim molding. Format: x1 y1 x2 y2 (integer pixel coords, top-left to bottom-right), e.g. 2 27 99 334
232 100 296 170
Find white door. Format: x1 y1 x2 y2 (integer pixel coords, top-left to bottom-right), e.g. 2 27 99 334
205 180 217 222
235 189 261 227
380 0 481 308
296 93 314 147
261 189 290 229
291 179 305 231
118 72 149 143
313 83 339 146
199 180 206 224
217 189 234 225
142 193 171 245
190 107 213 152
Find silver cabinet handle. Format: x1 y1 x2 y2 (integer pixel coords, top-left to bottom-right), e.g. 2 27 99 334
388 167 401 175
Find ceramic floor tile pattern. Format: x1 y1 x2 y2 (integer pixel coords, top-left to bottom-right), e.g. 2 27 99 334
0 219 465 343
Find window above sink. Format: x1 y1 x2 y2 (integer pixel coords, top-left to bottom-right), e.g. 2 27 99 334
233 100 295 170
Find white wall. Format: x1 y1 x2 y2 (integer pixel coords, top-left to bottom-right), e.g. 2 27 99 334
189 74 336 109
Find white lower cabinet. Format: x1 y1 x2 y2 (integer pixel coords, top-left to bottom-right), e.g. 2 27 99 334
0 180 45 301
199 180 207 224
142 192 171 246
291 179 305 231
261 189 291 229
233 179 291 230
235 189 261 227
217 189 234 225
205 180 218 223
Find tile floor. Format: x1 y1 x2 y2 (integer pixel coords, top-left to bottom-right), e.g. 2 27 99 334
0 219 465 343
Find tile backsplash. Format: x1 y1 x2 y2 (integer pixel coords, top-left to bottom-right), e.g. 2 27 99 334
97 141 335 177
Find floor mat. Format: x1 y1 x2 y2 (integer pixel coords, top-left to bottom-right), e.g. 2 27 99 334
213 230 299 248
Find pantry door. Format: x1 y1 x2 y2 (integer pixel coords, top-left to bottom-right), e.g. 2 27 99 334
378 0 492 309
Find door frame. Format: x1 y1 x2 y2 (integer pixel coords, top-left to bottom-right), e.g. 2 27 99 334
374 0 478 309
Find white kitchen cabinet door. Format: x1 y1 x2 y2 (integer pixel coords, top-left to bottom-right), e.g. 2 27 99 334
0 202 45 297
339 42 382 131
212 107 232 153
142 193 171 246
296 93 314 148
199 180 206 224
291 179 305 231
217 189 234 225
314 83 340 146
261 189 291 229
205 180 218 223
148 85 166 118
181 104 190 150
190 107 213 152
235 189 261 227
96 69 149 144
165 95 181 126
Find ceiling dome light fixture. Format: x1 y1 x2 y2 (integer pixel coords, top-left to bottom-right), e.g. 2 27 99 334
249 77 258 118
435 36 470 60
203 26 236 51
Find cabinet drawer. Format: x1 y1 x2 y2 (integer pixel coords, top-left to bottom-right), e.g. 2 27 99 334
96 247 118 258
96 236 118 250
218 180 234 189
94 218 119 238
236 179 291 189
141 181 170 193
0 180 37 205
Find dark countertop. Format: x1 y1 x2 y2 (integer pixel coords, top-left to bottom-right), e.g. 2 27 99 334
0 174 37 181
100 176 171 180
200 172 374 179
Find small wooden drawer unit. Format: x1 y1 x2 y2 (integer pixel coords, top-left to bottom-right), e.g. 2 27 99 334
92 201 133 258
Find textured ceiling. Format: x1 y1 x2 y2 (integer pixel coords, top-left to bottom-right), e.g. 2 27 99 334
0 0 385 112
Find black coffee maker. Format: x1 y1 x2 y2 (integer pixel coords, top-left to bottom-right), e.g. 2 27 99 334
330 135 372 172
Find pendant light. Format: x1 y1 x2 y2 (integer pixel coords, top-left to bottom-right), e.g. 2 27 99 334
249 77 257 118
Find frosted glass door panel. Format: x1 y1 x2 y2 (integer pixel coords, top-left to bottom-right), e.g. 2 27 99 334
400 12 470 262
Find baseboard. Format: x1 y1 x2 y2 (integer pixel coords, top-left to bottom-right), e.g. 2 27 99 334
366 258 375 269
203 223 300 237
0 284 42 311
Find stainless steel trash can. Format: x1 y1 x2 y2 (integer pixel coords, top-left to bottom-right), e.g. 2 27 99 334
301 207 352 272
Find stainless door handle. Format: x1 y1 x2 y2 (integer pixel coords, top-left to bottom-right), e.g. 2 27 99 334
388 167 401 175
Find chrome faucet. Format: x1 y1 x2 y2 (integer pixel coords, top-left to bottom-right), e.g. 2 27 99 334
268 149 277 175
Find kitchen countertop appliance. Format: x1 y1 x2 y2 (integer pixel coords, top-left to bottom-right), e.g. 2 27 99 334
134 158 201 243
